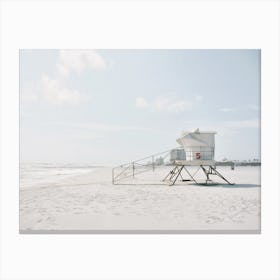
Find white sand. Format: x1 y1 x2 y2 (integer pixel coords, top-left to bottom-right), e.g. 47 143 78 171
20 166 260 232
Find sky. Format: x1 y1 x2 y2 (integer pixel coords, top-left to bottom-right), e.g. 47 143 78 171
20 49 260 165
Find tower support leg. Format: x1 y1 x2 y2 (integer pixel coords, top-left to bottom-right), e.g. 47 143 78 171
210 166 234 185
169 166 184 186
200 165 211 183
183 166 198 184
163 164 234 186
162 165 178 182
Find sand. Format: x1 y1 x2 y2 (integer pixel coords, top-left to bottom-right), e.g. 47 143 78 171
19 166 261 233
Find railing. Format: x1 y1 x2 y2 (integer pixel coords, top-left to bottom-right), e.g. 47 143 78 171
112 147 215 184
112 148 175 184
183 148 215 161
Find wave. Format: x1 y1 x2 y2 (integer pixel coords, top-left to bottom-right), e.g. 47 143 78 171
20 162 100 189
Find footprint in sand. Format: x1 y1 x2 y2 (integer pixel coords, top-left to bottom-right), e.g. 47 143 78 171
206 216 223 224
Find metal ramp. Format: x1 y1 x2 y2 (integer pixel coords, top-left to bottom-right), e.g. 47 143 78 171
112 149 234 186
112 148 175 184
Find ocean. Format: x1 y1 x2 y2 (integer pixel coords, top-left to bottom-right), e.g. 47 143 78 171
20 162 99 188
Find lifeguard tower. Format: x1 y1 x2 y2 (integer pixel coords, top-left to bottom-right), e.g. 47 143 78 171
162 128 233 185
112 128 234 186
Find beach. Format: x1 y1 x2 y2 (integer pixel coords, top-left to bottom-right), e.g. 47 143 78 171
20 164 261 232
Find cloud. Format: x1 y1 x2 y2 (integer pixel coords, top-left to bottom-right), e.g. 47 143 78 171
224 119 260 129
219 107 237 112
22 49 107 106
183 119 259 137
48 121 150 140
248 104 260 111
155 97 192 113
208 119 259 129
21 74 82 106
195 95 203 102
21 81 39 102
135 95 193 113
56 50 106 77
41 74 81 105
72 122 149 132
135 97 149 108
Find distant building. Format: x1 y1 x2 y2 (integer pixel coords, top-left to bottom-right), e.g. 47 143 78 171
170 148 186 162
215 161 235 170
155 157 164 165
237 161 261 166
232 159 261 166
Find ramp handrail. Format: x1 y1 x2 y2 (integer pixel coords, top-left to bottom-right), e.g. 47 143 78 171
112 147 181 184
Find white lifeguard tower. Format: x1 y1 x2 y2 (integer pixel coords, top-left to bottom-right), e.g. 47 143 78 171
112 128 234 186
163 128 233 185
